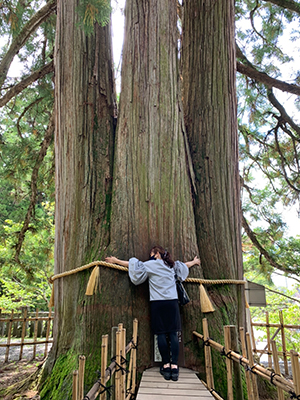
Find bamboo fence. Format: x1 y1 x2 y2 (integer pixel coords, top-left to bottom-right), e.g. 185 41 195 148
0 308 54 362
72 318 138 400
251 310 300 374
194 318 300 400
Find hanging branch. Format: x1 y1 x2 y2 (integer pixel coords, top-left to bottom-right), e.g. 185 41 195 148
242 214 300 276
14 111 55 270
265 287 300 304
16 97 44 139
262 0 300 15
0 60 54 108
236 44 300 96
0 0 56 89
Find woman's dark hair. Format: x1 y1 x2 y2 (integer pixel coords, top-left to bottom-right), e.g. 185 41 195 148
149 245 175 268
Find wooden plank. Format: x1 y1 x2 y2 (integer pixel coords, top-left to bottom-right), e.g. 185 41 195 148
136 367 213 399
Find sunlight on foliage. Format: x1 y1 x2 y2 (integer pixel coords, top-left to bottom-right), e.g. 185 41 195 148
77 0 111 35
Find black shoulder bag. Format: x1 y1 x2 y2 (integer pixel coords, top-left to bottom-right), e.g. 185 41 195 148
175 274 190 306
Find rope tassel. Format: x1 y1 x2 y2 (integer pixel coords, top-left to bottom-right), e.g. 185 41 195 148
199 284 215 313
85 266 100 296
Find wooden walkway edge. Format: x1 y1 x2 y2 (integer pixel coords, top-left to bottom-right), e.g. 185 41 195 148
136 367 214 399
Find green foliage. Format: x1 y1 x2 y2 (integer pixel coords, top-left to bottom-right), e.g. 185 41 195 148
76 0 112 36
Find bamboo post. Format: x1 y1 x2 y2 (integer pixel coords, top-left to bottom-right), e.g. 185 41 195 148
203 318 214 390
5 310 14 363
279 311 288 375
72 370 78 400
291 350 300 396
32 309 39 360
271 340 285 400
224 326 233 400
78 355 86 400
230 326 244 400
121 328 126 400
250 313 257 354
115 330 121 400
246 332 260 400
131 318 138 398
19 308 28 360
239 327 253 400
266 312 272 368
44 308 51 358
100 336 108 400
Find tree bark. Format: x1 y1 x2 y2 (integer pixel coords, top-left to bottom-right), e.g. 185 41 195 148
110 0 199 262
41 0 117 395
182 1 244 395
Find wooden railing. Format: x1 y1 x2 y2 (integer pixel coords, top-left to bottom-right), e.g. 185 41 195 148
250 310 300 375
0 308 54 362
72 319 138 400
193 318 300 400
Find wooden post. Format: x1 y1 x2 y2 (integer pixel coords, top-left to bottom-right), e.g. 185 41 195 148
44 308 51 358
246 332 259 400
229 326 244 400
121 328 126 400
72 370 78 400
291 350 300 396
130 318 138 398
250 313 257 354
32 309 39 360
240 327 253 400
266 312 272 368
78 355 86 400
203 318 214 390
19 308 28 360
224 326 233 400
271 340 284 400
100 336 108 400
115 330 121 400
5 310 14 363
279 311 288 375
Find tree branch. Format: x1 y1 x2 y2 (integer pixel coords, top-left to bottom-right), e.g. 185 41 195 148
242 213 300 276
237 61 300 96
265 286 300 305
262 0 300 15
0 60 54 107
0 0 56 89
14 111 55 270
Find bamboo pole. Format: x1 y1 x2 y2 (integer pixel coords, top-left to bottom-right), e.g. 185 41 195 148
78 355 86 400
279 311 289 375
193 331 294 392
121 328 126 400
131 318 138 397
291 350 300 396
115 330 121 400
5 310 14 363
19 308 28 360
201 380 225 400
32 309 39 360
250 314 257 354
246 332 260 400
230 326 244 400
239 327 253 400
224 326 233 400
271 340 285 400
72 370 78 400
203 318 214 390
266 312 272 368
44 307 52 358
100 336 108 400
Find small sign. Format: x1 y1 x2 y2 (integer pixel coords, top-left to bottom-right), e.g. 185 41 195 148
245 280 266 307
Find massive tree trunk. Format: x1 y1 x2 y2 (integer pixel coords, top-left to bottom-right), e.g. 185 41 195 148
182 0 244 396
109 0 198 262
41 0 244 397
40 0 117 396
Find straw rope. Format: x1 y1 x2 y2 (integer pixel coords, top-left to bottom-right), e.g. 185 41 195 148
48 260 245 311
49 260 245 286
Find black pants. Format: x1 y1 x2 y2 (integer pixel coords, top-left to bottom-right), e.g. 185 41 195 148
157 332 179 365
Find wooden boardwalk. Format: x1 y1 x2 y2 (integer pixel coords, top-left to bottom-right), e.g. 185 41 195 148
136 367 214 399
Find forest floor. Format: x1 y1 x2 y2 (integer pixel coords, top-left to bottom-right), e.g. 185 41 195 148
0 342 51 399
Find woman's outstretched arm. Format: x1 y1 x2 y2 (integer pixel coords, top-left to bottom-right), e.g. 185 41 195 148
185 256 200 269
105 256 129 267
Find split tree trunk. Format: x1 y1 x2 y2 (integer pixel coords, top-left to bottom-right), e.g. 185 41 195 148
182 1 245 396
